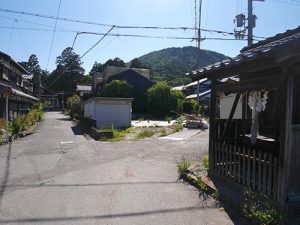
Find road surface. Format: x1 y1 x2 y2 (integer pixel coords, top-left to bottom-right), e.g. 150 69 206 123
0 112 242 225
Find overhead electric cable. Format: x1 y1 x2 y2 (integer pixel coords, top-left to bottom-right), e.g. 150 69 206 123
45 0 62 71
80 26 115 59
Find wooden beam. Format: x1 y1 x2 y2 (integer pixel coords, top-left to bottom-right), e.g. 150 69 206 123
278 66 294 205
208 79 217 176
220 93 241 143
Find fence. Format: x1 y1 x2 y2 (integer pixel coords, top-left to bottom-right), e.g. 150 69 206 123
212 119 279 200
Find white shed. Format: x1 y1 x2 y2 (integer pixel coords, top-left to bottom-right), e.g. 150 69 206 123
84 97 133 128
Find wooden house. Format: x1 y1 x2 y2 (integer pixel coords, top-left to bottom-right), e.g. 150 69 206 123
187 27 300 206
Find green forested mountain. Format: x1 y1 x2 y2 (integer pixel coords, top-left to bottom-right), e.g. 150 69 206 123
138 46 228 86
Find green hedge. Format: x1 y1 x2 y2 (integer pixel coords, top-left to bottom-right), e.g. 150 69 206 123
12 109 44 134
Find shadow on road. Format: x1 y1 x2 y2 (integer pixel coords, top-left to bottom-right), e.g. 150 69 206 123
71 126 83 135
0 142 12 210
0 181 179 189
0 205 215 224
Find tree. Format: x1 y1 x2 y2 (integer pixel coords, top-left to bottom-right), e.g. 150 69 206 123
46 47 85 93
89 61 103 74
56 47 85 74
147 82 178 118
19 54 42 97
130 58 145 68
100 80 132 98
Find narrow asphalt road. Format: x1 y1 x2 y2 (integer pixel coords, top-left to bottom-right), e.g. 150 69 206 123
0 112 242 225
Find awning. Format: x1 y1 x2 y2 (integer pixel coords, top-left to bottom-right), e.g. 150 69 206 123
0 82 39 101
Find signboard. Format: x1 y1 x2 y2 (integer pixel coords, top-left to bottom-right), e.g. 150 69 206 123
2 87 12 97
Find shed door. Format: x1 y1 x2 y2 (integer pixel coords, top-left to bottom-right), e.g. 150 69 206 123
95 103 130 128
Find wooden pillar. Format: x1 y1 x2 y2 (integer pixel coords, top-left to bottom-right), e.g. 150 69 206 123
278 66 294 205
208 78 217 176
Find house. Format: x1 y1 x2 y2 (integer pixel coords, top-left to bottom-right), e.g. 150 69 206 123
187 26 300 207
84 97 133 128
76 84 92 97
0 51 39 121
172 78 211 105
92 66 154 93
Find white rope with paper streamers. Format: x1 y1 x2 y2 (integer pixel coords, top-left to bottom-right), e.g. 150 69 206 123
248 90 269 144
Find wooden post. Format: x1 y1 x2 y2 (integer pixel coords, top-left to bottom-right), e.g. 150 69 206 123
278 66 294 205
208 79 217 176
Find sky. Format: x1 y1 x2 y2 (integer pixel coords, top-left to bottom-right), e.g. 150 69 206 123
0 0 299 74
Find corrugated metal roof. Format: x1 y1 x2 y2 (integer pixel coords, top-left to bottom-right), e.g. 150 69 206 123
185 90 211 99
187 26 300 79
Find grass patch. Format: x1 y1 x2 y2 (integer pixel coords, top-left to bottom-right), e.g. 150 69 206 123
99 127 135 142
159 128 167 137
201 154 209 173
133 130 155 140
177 156 192 175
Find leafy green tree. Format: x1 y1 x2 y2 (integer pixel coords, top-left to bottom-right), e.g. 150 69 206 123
182 99 197 114
19 54 42 97
56 47 85 74
148 82 178 118
46 47 85 93
89 61 103 74
130 58 146 68
100 80 132 98
66 94 82 117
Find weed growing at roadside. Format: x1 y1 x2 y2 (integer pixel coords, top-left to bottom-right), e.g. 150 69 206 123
159 128 167 137
133 130 155 140
201 154 209 173
242 188 285 225
177 156 192 175
99 127 134 142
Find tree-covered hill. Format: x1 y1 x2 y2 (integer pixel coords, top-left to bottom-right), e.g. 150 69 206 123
138 46 228 86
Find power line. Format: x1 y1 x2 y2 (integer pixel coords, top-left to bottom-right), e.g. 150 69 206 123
0 26 265 41
80 26 115 59
7 19 16 53
0 7 196 31
271 0 300 6
45 0 62 71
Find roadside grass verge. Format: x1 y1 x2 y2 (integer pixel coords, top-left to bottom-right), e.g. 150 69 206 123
99 127 135 142
133 129 155 140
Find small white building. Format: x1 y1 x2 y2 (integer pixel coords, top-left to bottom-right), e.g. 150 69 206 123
84 97 133 128
76 85 92 97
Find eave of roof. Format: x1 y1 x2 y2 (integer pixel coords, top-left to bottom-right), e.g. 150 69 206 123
187 26 300 80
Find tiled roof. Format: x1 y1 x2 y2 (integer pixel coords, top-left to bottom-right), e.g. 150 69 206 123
187 26 300 79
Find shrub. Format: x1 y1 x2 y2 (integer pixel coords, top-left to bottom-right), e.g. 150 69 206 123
201 154 209 173
182 99 197 114
177 156 192 175
135 130 155 139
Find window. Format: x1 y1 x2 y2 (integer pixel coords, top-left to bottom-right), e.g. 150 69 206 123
2 67 10 81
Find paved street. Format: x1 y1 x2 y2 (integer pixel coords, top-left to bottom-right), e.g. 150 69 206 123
0 112 241 225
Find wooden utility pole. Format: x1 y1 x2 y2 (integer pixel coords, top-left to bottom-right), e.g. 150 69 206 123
248 0 254 46
197 0 202 104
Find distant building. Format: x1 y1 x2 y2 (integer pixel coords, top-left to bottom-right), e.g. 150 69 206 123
0 51 39 121
76 85 92 97
172 78 211 105
92 66 154 93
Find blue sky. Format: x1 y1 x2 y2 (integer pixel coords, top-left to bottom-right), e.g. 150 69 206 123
0 0 299 74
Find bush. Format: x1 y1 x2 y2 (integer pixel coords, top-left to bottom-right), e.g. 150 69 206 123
182 99 197 114
135 130 155 140
66 95 82 118
148 82 181 118
12 108 44 134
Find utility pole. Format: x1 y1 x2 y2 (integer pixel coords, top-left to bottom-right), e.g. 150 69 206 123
247 0 254 46
196 0 202 105
234 0 264 47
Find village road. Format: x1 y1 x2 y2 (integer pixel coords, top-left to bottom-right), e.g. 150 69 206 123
0 112 243 225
